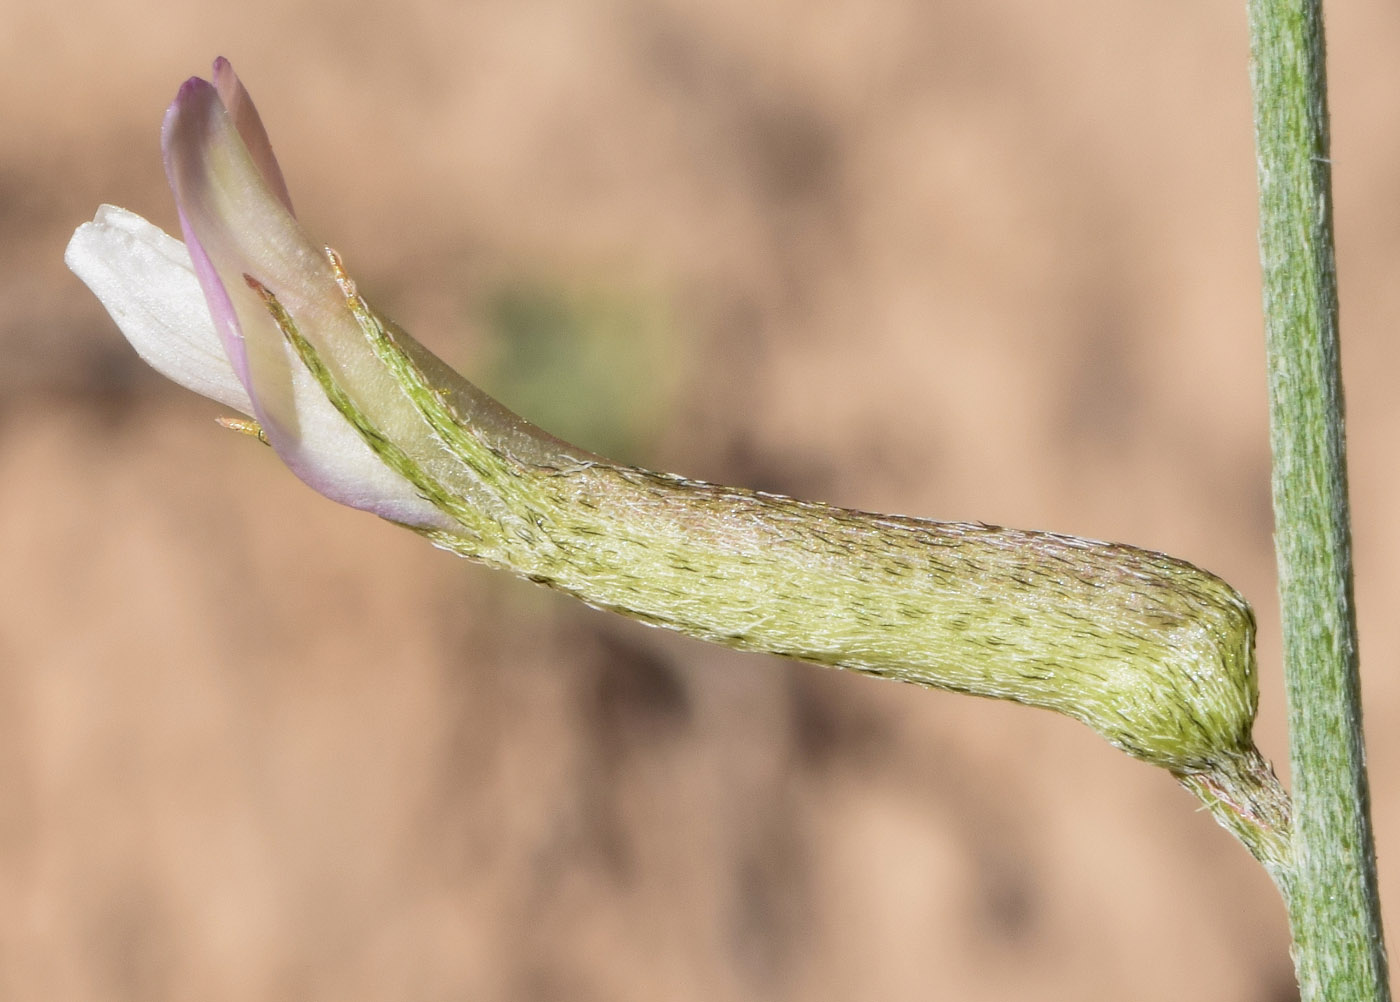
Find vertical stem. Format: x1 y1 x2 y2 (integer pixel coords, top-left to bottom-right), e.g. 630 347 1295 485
1247 1 1390 998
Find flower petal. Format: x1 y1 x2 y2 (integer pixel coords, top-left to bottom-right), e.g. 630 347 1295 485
163 74 453 528
211 56 294 215
65 204 254 415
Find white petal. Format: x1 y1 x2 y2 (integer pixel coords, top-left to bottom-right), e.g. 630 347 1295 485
65 205 255 416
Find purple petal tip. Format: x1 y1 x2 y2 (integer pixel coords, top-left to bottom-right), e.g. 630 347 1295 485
175 75 214 102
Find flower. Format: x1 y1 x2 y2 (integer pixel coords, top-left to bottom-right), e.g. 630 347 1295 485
64 63 1286 856
66 58 588 532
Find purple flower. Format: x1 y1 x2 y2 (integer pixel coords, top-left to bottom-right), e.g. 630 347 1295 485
67 58 463 528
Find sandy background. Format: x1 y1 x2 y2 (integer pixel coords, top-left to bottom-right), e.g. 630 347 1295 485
3 1 1399 999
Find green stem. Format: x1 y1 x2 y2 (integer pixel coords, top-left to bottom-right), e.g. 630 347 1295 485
1247 0 1390 997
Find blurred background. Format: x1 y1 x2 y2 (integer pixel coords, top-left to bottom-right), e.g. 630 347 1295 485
3 1 1399 999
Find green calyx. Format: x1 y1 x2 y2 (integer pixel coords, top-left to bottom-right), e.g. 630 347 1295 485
252 247 1290 868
